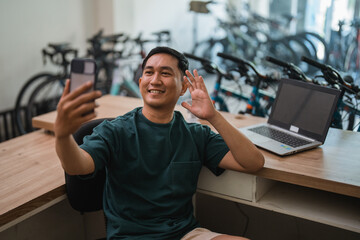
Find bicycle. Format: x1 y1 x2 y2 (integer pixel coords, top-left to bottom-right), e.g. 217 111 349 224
14 43 78 135
344 18 360 84
191 7 328 76
301 56 360 132
266 55 360 131
216 52 278 117
86 29 129 94
328 20 348 71
110 30 172 97
184 52 276 117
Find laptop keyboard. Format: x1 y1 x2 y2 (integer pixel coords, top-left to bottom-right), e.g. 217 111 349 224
249 126 312 148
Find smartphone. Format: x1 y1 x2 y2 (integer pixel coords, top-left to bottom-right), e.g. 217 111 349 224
70 58 97 93
70 58 97 115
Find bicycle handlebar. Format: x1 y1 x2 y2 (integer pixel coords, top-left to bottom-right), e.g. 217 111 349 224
184 52 211 64
217 52 248 66
183 52 232 79
265 56 310 82
217 52 275 82
151 30 171 42
265 56 291 68
42 43 78 67
301 56 360 95
300 56 329 71
301 56 343 85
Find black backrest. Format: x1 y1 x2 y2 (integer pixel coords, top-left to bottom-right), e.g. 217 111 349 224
65 118 114 212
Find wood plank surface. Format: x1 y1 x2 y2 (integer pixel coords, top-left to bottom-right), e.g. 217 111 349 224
31 95 360 198
2 95 360 228
0 131 65 226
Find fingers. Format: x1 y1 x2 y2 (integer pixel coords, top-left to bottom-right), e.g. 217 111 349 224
66 81 97 101
183 76 193 93
57 82 101 125
181 101 191 111
184 69 207 93
70 90 102 111
61 79 70 98
185 69 207 91
72 101 99 118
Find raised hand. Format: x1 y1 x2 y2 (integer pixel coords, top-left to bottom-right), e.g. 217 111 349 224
181 69 217 121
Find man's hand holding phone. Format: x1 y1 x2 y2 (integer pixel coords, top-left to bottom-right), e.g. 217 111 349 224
54 59 102 139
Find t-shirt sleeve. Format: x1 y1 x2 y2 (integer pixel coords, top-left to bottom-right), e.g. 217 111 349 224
202 126 229 176
80 121 115 175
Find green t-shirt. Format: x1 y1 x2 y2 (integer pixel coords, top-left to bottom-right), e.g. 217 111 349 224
80 107 229 239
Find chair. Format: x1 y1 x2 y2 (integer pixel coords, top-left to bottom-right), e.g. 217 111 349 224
65 118 114 240
65 118 114 212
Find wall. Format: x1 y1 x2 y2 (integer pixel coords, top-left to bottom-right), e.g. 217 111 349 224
0 0 97 111
0 0 225 111
113 0 226 52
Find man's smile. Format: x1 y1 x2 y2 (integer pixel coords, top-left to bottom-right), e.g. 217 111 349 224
148 89 165 94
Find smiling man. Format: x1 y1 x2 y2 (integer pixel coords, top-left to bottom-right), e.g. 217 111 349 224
54 46 264 239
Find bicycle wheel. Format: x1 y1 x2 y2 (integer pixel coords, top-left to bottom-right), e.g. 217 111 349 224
284 36 314 74
96 64 113 94
192 37 227 68
298 32 329 63
218 80 249 114
260 38 298 66
26 76 65 132
14 72 56 134
118 80 142 98
344 42 360 82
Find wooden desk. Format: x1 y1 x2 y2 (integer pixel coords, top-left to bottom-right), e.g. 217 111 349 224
32 95 360 198
2 95 360 233
0 131 65 231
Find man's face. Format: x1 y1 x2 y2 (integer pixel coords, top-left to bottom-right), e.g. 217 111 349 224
139 53 187 110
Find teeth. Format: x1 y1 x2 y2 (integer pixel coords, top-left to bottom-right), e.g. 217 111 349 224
150 90 163 93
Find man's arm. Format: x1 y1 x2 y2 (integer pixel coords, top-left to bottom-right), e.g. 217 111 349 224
181 70 264 173
54 79 102 175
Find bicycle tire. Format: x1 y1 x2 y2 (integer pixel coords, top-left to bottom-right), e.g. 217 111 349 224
263 38 298 66
118 80 142 98
284 35 314 73
212 95 229 112
14 72 56 135
218 81 249 114
297 32 329 64
344 42 360 74
25 76 64 132
192 37 227 67
336 98 360 131
96 64 113 94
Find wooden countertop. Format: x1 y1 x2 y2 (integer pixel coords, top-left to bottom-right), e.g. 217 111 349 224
2 95 359 229
0 131 65 227
31 95 360 198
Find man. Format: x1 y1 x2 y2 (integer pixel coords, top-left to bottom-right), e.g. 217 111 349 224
55 47 264 239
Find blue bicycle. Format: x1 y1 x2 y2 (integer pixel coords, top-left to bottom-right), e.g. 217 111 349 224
184 52 276 117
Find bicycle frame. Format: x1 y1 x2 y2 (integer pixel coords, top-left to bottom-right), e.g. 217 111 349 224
211 72 275 116
332 97 360 132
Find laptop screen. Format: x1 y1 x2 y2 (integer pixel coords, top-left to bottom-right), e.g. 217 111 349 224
268 79 341 142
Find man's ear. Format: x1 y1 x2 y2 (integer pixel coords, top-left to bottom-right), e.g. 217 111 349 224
180 79 188 96
139 77 142 85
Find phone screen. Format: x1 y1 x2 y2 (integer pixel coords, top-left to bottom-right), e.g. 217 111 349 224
70 59 96 92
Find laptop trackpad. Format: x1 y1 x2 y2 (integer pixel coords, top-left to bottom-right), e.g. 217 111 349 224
244 131 271 144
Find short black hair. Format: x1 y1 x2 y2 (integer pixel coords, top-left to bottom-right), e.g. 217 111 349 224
142 46 189 75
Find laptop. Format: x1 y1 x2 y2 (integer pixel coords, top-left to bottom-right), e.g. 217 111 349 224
239 78 341 156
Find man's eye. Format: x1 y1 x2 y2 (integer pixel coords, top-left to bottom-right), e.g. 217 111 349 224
144 71 153 75
162 72 171 76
